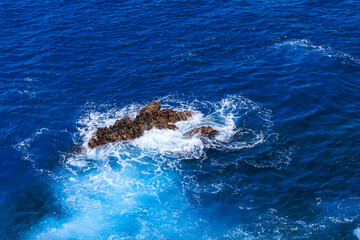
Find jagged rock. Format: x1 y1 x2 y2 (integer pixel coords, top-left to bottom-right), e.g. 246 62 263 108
185 126 219 137
88 102 193 148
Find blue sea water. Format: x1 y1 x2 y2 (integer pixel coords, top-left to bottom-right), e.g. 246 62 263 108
1 0 360 239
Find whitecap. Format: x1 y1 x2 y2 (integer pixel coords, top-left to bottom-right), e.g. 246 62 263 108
272 39 360 65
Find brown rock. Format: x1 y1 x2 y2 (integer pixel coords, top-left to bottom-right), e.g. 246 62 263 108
185 126 219 137
88 102 194 148
138 101 161 115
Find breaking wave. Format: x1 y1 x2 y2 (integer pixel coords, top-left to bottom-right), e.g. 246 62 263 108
19 95 292 239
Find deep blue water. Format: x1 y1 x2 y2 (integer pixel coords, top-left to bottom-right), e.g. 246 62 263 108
1 0 360 239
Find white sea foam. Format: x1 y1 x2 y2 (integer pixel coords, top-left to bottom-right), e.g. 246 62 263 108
13 128 57 178
25 96 283 239
273 39 360 65
17 89 36 98
76 95 273 159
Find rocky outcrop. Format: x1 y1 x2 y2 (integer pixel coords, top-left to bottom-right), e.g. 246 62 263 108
185 126 219 137
88 102 193 148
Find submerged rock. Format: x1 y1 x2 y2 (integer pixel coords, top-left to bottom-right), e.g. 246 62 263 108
88 102 193 148
185 126 219 137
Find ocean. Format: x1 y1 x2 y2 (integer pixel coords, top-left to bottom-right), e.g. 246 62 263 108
1 0 360 239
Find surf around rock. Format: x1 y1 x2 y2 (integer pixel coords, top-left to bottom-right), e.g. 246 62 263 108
88 102 218 148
